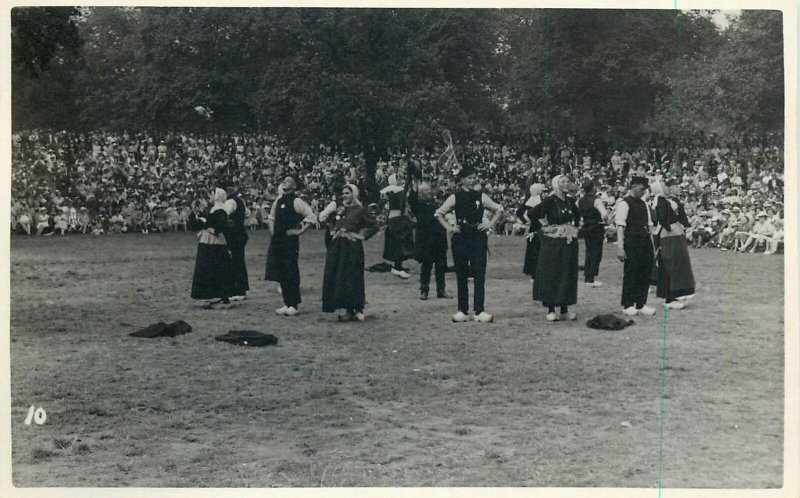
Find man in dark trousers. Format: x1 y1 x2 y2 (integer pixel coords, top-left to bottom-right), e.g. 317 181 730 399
435 166 504 323
578 179 608 288
409 182 451 300
264 174 317 316
223 180 249 300
615 176 656 317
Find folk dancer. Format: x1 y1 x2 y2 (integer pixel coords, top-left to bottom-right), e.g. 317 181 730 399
409 182 451 300
321 184 379 322
265 175 317 316
222 180 249 301
435 166 504 323
318 177 346 249
532 175 582 322
578 179 608 287
516 183 545 283
381 174 414 279
616 176 657 316
191 188 235 309
654 178 695 309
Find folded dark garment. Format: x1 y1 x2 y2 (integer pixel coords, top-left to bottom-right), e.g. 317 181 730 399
130 320 193 338
366 262 393 272
215 330 278 347
586 314 635 331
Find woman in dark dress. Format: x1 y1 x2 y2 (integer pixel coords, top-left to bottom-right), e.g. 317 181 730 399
191 188 234 309
322 184 379 322
655 179 695 309
532 175 582 321
381 174 414 279
516 183 545 281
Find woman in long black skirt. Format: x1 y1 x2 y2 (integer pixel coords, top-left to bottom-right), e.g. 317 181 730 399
532 175 582 322
322 184 379 322
381 174 414 279
191 188 235 309
516 183 545 282
655 179 695 309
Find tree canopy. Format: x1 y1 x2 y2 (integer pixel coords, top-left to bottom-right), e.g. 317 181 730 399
12 8 785 157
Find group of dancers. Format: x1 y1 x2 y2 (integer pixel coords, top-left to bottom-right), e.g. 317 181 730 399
190 167 696 323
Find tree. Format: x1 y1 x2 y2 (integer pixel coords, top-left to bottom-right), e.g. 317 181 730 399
11 7 84 130
251 9 502 200
11 7 784 150
72 8 264 131
498 9 723 147
12 7 83 76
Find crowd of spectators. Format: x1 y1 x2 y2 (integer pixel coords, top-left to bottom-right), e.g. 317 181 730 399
10 130 784 254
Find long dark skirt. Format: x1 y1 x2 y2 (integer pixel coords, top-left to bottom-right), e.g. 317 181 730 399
322 237 366 312
532 236 578 306
383 216 414 262
191 243 233 300
523 231 542 276
656 234 696 300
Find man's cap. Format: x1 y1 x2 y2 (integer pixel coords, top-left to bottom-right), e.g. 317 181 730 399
457 165 476 179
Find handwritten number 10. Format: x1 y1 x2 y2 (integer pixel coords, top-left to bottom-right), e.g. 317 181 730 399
24 405 46 425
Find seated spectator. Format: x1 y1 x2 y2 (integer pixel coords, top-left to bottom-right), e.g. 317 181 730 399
35 207 51 236
740 212 775 253
765 219 784 255
53 207 70 236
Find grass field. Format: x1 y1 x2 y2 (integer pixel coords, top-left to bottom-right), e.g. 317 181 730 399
9 229 784 488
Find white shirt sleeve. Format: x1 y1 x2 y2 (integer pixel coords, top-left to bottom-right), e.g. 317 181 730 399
614 199 629 226
435 194 456 217
222 199 237 216
594 198 608 220
481 193 503 213
318 201 337 222
268 199 278 221
293 198 317 224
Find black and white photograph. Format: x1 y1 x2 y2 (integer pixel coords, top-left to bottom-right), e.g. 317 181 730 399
2 1 798 495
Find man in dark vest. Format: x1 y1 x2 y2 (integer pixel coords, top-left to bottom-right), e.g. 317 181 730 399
222 180 249 300
264 174 317 316
435 166 504 323
615 176 656 316
578 179 608 288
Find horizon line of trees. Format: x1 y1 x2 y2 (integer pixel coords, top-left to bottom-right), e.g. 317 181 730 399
12 7 784 190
